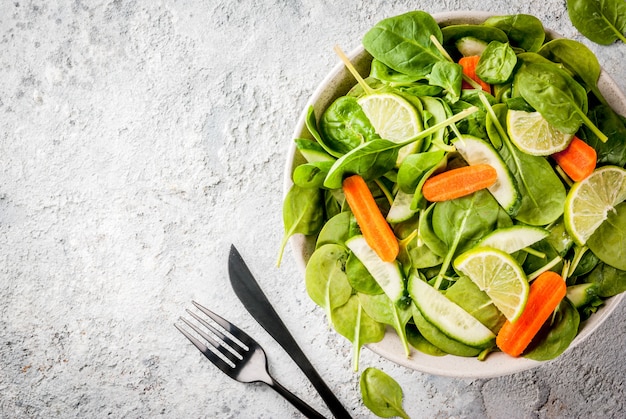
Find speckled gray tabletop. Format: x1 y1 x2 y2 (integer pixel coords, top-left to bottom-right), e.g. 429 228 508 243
1 1 624 418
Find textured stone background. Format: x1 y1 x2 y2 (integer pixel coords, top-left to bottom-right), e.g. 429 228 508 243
0 1 624 418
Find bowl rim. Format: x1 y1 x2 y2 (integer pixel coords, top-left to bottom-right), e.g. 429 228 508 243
283 10 626 378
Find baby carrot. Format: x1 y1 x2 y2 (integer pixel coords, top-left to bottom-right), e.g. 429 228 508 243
496 271 567 357
459 55 491 94
342 175 399 262
421 164 497 202
551 136 597 181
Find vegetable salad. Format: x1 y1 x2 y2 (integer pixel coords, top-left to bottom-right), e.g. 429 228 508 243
280 11 626 366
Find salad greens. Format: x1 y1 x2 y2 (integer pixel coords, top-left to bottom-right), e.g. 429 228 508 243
567 0 626 45
281 10 626 376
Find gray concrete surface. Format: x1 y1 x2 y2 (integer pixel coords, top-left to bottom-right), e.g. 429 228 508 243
0 1 624 418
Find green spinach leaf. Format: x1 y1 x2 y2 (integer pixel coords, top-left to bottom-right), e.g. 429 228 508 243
583 262 626 297
476 41 517 84
567 0 626 45
292 161 334 189
483 14 546 52
524 298 580 361
538 39 606 105
359 293 413 356
428 61 462 103
320 96 380 155
305 244 353 321
277 185 324 265
363 11 445 77
587 202 626 270
332 295 385 370
515 62 589 135
360 367 410 419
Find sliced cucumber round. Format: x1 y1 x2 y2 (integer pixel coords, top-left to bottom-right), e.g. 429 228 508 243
477 225 550 254
408 274 495 348
346 235 406 304
456 36 488 57
386 189 417 224
411 305 483 356
453 135 521 215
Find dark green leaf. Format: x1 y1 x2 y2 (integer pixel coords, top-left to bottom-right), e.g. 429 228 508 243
567 0 626 45
360 367 410 419
483 14 546 52
320 96 379 155
363 11 445 77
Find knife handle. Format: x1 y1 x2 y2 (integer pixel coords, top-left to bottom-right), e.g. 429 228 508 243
269 319 352 419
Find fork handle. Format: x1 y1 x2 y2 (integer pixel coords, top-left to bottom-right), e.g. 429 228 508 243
266 378 327 419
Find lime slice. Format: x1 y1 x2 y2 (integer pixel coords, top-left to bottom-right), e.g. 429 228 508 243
564 165 626 245
454 247 529 322
507 110 573 156
358 93 422 165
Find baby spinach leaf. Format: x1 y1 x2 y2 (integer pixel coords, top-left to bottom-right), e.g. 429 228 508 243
524 298 580 361
582 104 626 166
323 139 400 189
583 262 626 298
537 39 606 105
292 161 334 189
515 62 589 135
363 10 445 77
346 253 384 295
483 14 546 52
331 295 385 370
359 293 413 356
277 185 324 265
370 59 421 83
428 61 462 103
320 96 379 155
305 244 353 321
476 41 517 84
316 211 359 249
406 323 446 356
360 367 410 419
587 202 626 271
432 190 501 286
567 0 626 45
305 106 342 159
498 127 566 226
397 150 446 193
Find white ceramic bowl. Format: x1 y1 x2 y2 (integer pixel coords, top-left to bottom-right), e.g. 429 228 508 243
284 11 626 378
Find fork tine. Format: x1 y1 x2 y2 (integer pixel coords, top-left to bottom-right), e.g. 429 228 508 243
192 300 255 347
178 316 242 365
186 309 247 357
174 322 235 372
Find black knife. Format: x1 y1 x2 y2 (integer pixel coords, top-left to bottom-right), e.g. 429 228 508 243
228 244 352 419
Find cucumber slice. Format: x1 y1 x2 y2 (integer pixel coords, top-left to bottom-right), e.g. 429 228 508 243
566 283 599 308
346 235 406 303
477 225 550 254
453 135 521 215
386 189 417 223
456 36 488 57
411 304 483 356
408 274 495 347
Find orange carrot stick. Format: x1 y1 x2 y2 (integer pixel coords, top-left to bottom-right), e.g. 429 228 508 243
342 175 399 262
551 136 597 181
421 164 497 202
496 271 567 357
459 55 491 94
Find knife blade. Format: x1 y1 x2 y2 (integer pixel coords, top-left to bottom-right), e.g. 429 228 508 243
228 244 352 419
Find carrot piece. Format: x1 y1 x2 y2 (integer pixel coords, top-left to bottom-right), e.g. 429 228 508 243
496 271 567 357
421 164 497 202
459 55 491 94
342 175 399 262
552 136 597 182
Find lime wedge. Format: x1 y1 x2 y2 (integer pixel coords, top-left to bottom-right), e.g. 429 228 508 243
507 109 573 156
454 247 529 322
564 166 626 245
358 93 422 165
